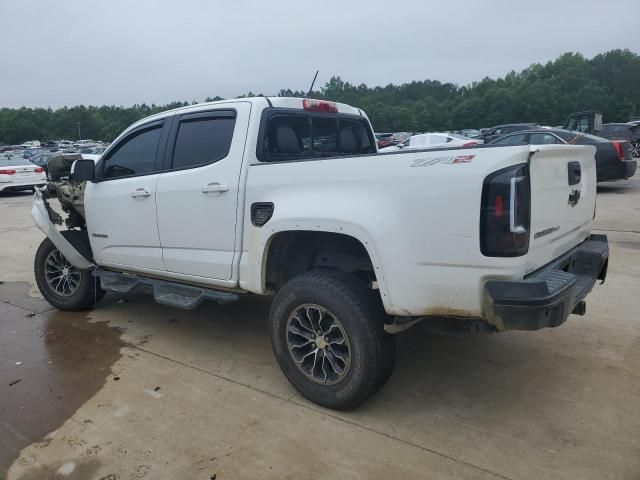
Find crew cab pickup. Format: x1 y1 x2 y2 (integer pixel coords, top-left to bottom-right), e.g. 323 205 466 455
32 97 609 410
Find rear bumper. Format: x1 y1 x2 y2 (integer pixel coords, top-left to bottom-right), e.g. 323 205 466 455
597 160 637 182
484 235 609 331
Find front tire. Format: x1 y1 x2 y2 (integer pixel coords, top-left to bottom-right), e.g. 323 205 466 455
34 230 104 311
270 269 395 410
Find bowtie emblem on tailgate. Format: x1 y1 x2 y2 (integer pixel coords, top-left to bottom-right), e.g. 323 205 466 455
568 189 581 207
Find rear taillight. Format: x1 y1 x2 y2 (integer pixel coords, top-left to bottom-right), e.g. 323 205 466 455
34 167 44 173
302 99 338 113
480 164 530 257
612 141 626 160
463 141 478 147
0 169 16 175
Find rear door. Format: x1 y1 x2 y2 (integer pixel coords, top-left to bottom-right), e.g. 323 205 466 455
526 144 596 269
155 103 250 280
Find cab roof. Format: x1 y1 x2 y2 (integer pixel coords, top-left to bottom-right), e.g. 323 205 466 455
130 97 363 131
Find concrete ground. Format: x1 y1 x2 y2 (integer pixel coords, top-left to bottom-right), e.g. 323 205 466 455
1 173 639 480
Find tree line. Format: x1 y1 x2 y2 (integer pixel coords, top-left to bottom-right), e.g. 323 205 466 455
1 49 638 145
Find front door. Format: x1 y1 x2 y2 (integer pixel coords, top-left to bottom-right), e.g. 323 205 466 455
85 120 167 271
155 103 250 280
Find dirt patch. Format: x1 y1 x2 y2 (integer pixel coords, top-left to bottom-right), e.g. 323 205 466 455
0 282 124 474
12 458 102 480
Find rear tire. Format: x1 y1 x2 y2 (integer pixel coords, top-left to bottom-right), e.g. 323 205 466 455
270 269 396 410
34 230 104 311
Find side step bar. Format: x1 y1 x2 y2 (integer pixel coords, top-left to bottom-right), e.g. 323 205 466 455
94 269 239 310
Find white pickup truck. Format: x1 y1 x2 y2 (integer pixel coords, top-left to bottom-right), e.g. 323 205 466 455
32 97 609 409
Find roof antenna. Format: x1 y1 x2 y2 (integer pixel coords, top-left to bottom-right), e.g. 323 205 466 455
306 70 319 97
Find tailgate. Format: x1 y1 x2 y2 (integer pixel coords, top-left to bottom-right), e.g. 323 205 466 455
526 144 597 271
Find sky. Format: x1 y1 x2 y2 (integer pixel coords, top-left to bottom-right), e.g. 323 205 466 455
1 0 638 108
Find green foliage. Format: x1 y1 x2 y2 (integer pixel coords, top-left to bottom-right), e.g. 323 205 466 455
1 49 638 144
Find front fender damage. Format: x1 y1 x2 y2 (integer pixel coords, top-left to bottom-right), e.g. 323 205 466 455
31 189 94 271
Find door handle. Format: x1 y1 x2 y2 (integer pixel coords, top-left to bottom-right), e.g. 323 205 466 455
201 182 229 194
130 188 151 198
567 162 581 186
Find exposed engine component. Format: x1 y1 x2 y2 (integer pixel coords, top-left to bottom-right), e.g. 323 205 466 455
40 154 89 230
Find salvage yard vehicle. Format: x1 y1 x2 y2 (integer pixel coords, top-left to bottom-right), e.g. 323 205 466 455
380 132 479 152
564 111 640 159
480 123 539 143
599 123 640 159
0 155 46 192
31 97 609 410
489 128 637 183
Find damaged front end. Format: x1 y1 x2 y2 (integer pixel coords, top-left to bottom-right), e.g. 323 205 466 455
31 154 95 270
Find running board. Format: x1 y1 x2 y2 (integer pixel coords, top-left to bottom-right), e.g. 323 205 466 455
94 269 239 310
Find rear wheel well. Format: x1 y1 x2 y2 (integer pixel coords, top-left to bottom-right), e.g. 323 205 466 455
264 231 376 291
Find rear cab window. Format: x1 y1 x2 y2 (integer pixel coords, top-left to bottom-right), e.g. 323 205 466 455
259 109 375 162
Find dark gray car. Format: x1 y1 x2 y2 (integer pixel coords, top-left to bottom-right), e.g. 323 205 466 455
489 129 637 183
599 123 640 158
481 123 539 143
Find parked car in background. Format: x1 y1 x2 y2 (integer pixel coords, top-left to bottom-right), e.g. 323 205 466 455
0 145 26 153
489 129 637 183
481 123 539 143
375 132 397 149
392 132 413 143
73 139 101 148
380 132 479 152
29 151 57 173
80 146 107 155
0 155 46 192
599 123 640 158
565 110 603 134
452 129 482 138
20 140 41 149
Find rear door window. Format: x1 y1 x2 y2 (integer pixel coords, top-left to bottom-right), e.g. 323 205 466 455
171 114 236 169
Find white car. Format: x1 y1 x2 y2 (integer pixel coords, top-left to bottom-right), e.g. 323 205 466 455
380 132 480 152
31 97 608 410
20 140 41 149
0 155 46 192
73 139 100 148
